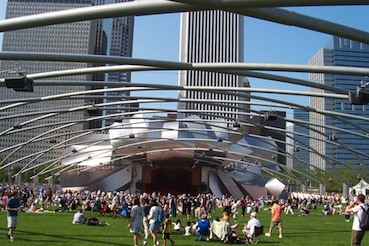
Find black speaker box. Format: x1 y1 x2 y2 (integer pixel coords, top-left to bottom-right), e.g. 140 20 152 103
5 76 34 92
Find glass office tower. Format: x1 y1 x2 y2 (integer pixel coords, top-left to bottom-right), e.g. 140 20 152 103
309 36 369 170
0 0 133 167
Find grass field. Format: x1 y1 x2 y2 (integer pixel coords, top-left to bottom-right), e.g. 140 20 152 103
0 205 363 246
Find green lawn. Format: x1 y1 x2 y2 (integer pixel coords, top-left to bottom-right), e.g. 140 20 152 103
0 206 362 246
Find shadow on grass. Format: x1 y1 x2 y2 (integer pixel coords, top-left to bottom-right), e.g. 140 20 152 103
0 227 127 245
286 227 348 237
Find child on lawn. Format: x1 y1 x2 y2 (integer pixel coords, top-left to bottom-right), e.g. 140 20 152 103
162 214 175 246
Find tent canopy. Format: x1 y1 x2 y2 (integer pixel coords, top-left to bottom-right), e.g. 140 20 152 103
349 179 369 196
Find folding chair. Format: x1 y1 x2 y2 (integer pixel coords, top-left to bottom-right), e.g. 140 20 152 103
247 225 263 244
210 220 232 243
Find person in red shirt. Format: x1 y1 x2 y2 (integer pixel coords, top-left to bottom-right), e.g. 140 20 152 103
265 199 283 238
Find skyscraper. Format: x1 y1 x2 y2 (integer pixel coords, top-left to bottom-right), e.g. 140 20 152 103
292 110 310 170
249 111 287 166
309 36 369 171
93 0 134 128
177 10 247 122
0 0 134 169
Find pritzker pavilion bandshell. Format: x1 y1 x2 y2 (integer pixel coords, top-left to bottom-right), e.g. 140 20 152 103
1 1 369 198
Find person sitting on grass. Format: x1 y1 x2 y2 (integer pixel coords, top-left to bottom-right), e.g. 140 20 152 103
27 202 36 213
72 209 85 224
299 206 310 216
321 205 333 216
191 220 198 235
242 212 261 240
173 218 182 232
195 213 211 241
184 221 192 236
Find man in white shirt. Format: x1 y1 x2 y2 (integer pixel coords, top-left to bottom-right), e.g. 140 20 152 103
111 192 119 218
231 200 240 222
148 199 161 246
346 194 368 246
72 209 85 224
242 212 262 239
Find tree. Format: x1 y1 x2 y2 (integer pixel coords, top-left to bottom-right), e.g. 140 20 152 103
0 168 7 182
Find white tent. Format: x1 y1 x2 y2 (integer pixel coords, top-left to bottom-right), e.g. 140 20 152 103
349 179 369 196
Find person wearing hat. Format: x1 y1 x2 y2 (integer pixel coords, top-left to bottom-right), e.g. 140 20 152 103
242 212 262 238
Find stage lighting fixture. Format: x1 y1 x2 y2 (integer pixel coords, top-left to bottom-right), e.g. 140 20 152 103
5 76 34 92
264 111 277 121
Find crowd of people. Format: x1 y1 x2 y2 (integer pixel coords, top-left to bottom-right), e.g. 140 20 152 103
1 182 368 245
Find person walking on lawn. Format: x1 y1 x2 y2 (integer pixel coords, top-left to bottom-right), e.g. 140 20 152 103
265 199 283 239
6 190 21 242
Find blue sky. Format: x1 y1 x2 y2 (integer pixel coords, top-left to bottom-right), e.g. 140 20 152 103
1 3 369 117
131 5 369 116
0 1 5 49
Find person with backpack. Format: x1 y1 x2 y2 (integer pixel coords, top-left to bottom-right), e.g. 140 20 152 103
345 194 368 246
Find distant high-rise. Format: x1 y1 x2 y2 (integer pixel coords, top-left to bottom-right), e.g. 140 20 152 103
292 110 310 170
177 10 247 122
285 122 294 169
249 111 287 166
93 0 134 128
309 36 369 170
0 0 134 167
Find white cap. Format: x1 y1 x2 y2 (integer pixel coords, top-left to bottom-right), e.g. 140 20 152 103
250 212 256 217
